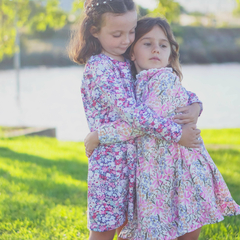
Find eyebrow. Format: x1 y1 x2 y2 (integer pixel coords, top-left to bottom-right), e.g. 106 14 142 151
140 37 169 42
110 25 137 34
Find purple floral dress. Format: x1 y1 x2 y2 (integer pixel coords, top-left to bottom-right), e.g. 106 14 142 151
113 68 240 240
81 54 202 232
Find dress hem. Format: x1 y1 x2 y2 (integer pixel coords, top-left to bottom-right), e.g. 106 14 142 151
119 217 226 240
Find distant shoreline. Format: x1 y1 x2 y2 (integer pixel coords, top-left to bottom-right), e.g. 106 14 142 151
1 62 240 72
1 25 240 70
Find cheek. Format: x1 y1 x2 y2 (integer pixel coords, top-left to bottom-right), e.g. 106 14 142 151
129 35 135 45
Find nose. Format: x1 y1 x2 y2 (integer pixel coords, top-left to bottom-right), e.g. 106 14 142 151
152 45 160 54
122 34 131 45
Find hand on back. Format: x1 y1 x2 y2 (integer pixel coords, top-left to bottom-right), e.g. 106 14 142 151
84 131 99 158
178 123 201 148
173 103 201 125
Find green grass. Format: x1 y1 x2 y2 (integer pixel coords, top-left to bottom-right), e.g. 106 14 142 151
0 137 89 240
201 128 240 145
0 129 240 239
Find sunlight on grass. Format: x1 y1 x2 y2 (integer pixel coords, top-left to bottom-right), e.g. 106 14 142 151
0 136 88 240
0 129 240 239
201 128 240 145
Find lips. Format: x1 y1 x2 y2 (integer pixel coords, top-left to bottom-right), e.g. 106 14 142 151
150 57 160 61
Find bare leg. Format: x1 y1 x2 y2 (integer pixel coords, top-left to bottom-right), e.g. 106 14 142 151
89 229 116 240
116 216 128 240
178 228 202 240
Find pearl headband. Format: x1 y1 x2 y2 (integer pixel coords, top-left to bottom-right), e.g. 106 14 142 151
84 0 114 13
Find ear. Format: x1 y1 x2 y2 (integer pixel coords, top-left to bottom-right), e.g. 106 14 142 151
90 26 99 38
131 52 136 62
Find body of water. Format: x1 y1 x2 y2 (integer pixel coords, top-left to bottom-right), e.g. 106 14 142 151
0 64 239 141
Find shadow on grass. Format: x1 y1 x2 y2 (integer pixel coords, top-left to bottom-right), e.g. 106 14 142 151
0 166 87 205
0 169 87 236
0 146 88 182
0 146 88 208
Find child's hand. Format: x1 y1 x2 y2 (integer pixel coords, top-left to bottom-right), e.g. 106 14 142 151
84 131 100 158
178 123 201 148
173 103 201 124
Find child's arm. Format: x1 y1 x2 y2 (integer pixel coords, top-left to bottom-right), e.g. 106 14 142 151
140 69 201 147
85 90 201 147
84 120 201 157
87 62 182 144
84 64 201 153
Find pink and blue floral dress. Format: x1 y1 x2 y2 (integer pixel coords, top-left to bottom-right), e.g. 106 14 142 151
81 54 202 232
116 68 240 239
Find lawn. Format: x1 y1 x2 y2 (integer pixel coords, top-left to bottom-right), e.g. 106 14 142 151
0 129 240 240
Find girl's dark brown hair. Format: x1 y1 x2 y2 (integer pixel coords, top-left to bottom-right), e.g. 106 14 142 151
129 17 183 81
68 0 135 65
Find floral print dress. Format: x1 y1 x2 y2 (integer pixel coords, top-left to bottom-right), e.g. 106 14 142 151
81 54 202 232
116 68 240 240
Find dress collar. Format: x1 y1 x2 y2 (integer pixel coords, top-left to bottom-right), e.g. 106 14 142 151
136 68 173 82
100 53 130 68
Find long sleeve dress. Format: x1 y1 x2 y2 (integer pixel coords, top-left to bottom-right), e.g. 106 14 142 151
81 53 202 232
114 68 240 240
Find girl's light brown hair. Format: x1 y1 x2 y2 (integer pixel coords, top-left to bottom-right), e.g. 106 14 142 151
129 17 183 81
68 0 135 65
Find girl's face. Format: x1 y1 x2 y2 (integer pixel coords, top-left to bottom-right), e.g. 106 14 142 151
131 25 171 73
92 10 137 62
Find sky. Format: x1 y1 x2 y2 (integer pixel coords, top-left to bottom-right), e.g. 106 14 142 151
134 0 237 13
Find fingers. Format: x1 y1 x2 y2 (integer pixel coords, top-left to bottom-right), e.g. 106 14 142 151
195 129 201 135
174 113 189 120
175 106 189 113
174 118 191 124
190 144 201 149
174 114 196 125
196 133 201 139
85 150 93 158
186 140 202 148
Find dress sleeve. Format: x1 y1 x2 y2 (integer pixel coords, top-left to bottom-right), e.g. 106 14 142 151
98 119 144 144
143 70 201 127
87 61 182 144
186 90 203 116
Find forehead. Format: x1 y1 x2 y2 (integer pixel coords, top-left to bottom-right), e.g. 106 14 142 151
101 10 137 31
141 25 168 40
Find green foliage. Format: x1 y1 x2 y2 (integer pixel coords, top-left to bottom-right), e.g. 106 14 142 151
28 0 67 32
0 129 240 239
138 5 149 18
233 0 240 17
72 0 84 13
150 0 181 23
0 0 67 61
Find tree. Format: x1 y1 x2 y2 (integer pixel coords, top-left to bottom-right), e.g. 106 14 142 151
150 0 181 23
233 0 240 17
0 0 67 61
71 0 84 13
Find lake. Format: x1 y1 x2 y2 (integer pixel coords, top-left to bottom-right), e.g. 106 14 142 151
0 64 239 141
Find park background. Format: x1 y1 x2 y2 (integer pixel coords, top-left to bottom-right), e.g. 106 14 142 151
0 0 240 239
